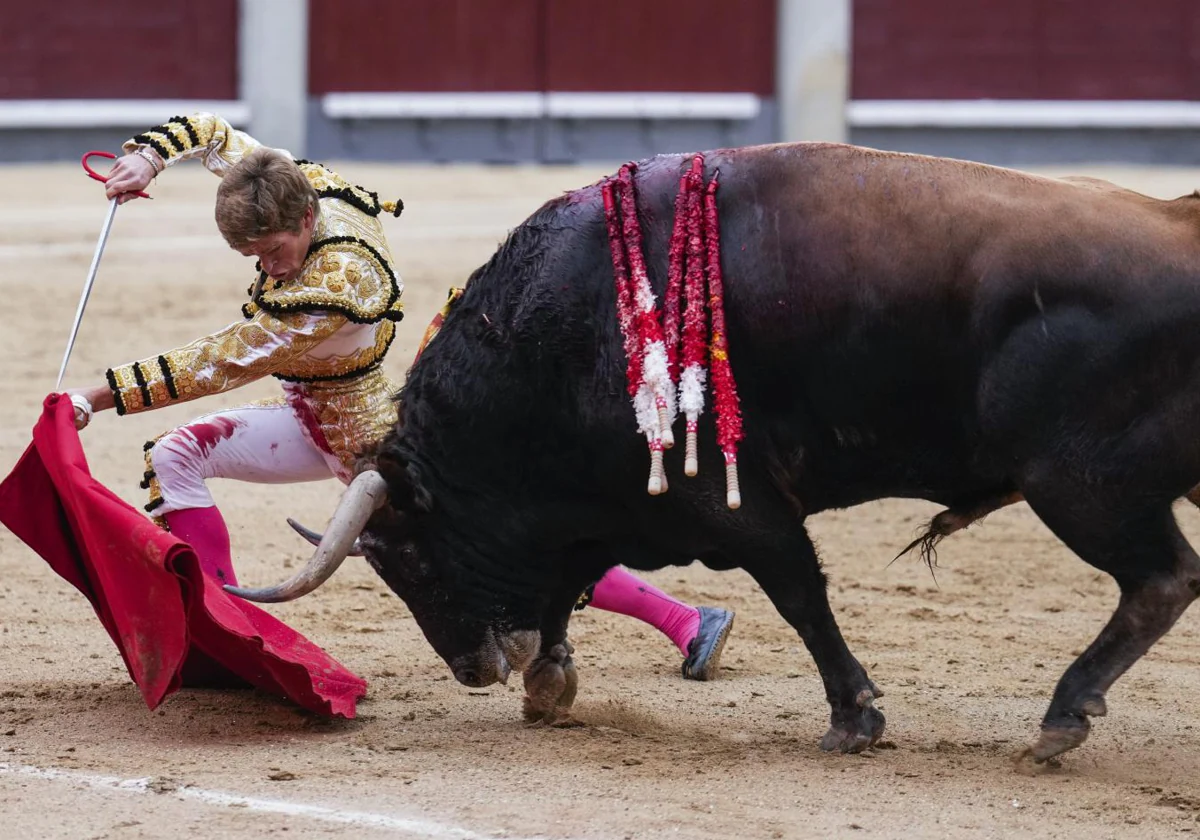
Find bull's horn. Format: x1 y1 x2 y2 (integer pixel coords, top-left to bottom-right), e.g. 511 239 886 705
286 517 365 557
224 469 387 603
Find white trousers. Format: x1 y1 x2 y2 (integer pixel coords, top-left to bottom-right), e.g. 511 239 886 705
149 400 340 515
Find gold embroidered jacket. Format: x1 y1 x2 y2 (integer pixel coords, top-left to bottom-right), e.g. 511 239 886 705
108 113 406 470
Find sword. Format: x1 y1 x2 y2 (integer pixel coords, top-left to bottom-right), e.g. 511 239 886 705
56 151 151 391
56 197 117 391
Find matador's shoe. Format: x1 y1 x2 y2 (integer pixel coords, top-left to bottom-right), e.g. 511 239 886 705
681 606 735 681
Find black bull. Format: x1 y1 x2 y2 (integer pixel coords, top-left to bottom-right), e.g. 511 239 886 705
232 141 1200 764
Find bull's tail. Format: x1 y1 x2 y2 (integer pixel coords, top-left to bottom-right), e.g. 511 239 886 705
898 486 1200 568
893 528 948 572
893 491 1024 571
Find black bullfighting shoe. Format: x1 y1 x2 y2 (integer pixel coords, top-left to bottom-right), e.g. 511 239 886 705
681 606 735 681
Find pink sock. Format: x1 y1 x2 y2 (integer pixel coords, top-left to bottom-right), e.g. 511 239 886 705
588 566 700 655
163 506 238 587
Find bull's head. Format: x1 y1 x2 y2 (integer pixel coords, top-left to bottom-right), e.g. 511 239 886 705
224 467 542 688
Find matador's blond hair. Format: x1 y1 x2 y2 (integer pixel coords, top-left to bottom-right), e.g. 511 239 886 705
215 147 319 249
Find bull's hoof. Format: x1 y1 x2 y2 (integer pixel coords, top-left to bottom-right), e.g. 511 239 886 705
521 643 579 727
1016 721 1090 765
819 689 886 754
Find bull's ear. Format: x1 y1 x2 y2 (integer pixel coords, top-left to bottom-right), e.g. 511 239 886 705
376 450 434 513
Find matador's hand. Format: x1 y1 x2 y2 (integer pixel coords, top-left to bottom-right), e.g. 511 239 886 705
69 394 92 430
64 385 115 430
105 153 159 204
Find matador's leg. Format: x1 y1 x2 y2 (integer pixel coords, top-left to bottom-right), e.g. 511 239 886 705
145 399 334 584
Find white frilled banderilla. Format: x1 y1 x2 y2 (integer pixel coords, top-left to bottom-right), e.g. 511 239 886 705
601 155 744 509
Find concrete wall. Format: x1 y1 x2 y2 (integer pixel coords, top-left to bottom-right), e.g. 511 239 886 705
775 0 850 144
239 0 308 155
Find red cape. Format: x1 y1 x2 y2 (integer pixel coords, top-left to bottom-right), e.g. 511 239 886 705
0 394 366 717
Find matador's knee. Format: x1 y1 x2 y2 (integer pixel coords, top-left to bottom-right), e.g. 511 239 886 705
142 427 212 527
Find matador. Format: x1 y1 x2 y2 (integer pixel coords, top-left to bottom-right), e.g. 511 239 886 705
64 112 735 681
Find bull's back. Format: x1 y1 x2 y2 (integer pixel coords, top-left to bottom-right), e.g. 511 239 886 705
522 142 1200 502
690 143 1200 363
726 142 1194 290
638 143 1200 502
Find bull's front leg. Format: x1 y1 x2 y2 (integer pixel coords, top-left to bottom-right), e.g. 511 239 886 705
521 585 585 727
743 534 885 753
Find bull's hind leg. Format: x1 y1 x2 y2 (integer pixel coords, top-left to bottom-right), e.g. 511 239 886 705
739 531 885 753
1019 482 1200 763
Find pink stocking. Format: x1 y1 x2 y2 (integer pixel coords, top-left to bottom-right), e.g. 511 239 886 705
588 566 700 655
163 506 238 587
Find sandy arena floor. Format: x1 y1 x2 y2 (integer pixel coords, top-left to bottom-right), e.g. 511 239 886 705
4 155 1200 839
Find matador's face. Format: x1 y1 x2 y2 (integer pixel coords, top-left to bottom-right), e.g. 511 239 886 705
237 205 315 282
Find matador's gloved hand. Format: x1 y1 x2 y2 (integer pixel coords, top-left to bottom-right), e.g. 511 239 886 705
70 394 93 431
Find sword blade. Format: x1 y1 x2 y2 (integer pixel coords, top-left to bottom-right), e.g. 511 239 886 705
55 197 118 391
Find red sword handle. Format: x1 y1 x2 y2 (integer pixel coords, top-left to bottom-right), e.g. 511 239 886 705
81 150 152 199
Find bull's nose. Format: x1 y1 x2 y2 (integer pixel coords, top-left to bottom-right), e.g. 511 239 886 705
453 667 486 687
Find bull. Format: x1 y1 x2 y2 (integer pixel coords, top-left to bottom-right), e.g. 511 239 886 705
230 141 1200 763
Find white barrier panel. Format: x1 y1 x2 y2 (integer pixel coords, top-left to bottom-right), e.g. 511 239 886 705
0 100 251 129
322 92 761 121
847 100 1200 129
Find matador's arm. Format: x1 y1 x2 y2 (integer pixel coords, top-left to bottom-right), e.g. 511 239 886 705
122 112 274 177
106 310 346 416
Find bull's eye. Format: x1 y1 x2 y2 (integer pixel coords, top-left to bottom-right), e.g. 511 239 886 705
395 545 428 581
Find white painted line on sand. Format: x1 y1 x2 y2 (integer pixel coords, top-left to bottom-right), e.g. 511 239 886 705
0 235 231 260
1 762 551 840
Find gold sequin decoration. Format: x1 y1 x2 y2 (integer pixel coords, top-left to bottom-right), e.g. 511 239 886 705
107 310 348 415
295 368 401 476
142 432 169 530
123 112 265 174
254 238 401 324
298 161 387 215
